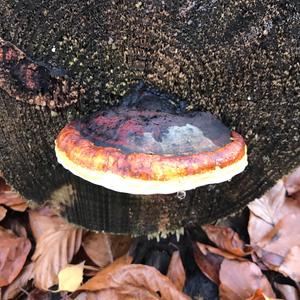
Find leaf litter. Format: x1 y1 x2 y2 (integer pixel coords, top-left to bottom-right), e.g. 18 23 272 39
0 166 299 299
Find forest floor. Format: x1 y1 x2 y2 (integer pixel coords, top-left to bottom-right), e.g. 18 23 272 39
0 167 299 300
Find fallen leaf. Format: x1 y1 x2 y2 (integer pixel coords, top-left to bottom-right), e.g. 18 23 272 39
27 289 52 300
252 247 284 270
32 222 83 290
278 246 300 282
0 178 27 212
2 262 34 300
82 232 112 267
202 224 250 256
249 187 300 276
284 166 300 196
255 214 300 266
75 288 156 300
0 226 31 287
219 259 275 300
80 256 190 299
246 288 282 300
167 251 186 291
28 207 66 241
58 262 84 292
248 180 286 225
79 255 133 290
248 195 300 245
274 283 299 300
82 232 133 268
196 242 246 261
193 242 224 284
6 218 28 238
0 206 7 221
248 211 273 245
9 202 28 212
109 234 133 260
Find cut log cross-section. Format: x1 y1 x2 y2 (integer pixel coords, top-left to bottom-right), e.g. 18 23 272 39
0 0 299 235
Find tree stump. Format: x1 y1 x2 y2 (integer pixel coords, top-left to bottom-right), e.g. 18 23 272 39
0 0 299 235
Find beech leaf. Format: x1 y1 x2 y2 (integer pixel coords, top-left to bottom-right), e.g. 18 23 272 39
0 205 7 221
248 211 273 245
79 255 133 291
248 180 286 225
75 288 157 300
167 251 186 291
2 262 34 300
195 242 246 261
284 166 300 196
246 288 282 300
219 259 275 300
58 262 84 292
82 232 133 268
254 214 300 271
274 283 299 300
202 224 250 256
0 178 27 212
32 222 83 290
0 226 31 287
80 256 191 300
278 245 300 282
28 207 66 241
193 242 224 284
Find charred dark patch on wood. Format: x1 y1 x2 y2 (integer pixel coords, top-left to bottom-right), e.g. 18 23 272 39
0 0 299 235
0 38 83 109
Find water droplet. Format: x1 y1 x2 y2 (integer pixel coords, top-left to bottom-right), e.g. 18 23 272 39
176 190 186 200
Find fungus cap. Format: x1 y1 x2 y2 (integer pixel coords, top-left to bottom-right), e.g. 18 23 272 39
55 108 247 195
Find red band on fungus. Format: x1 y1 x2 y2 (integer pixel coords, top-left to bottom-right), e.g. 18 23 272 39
55 108 247 193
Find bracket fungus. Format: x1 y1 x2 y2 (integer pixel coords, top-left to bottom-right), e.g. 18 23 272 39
55 83 247 197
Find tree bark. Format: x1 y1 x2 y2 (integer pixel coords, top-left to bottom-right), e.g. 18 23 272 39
0 0 299 235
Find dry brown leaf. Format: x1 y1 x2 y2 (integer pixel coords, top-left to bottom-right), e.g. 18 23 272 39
219 259 275 300
0 226 31 287
196 242 246 261
167 251 186 291
75 288 158 300
32 222 83 290
82 232 113 267
9 202 28 212
249 195 300 246
80 255 133 290
202 224 250 256
278 246 300 282
252 247 284 270
249 187 300 277
248 180 286 225
0 178 27 212
2 262 34 300
246 288 282 300
0 205 7 221
284 166 300 196
255 214 300 264
58 262 84 292
274 283 299 300
6 217 28 238
248 211 274 245
27 289 53 300
80 256 190 300
82 232 132 268
109 234 133 259
28 207 66 241
193 242 224 284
